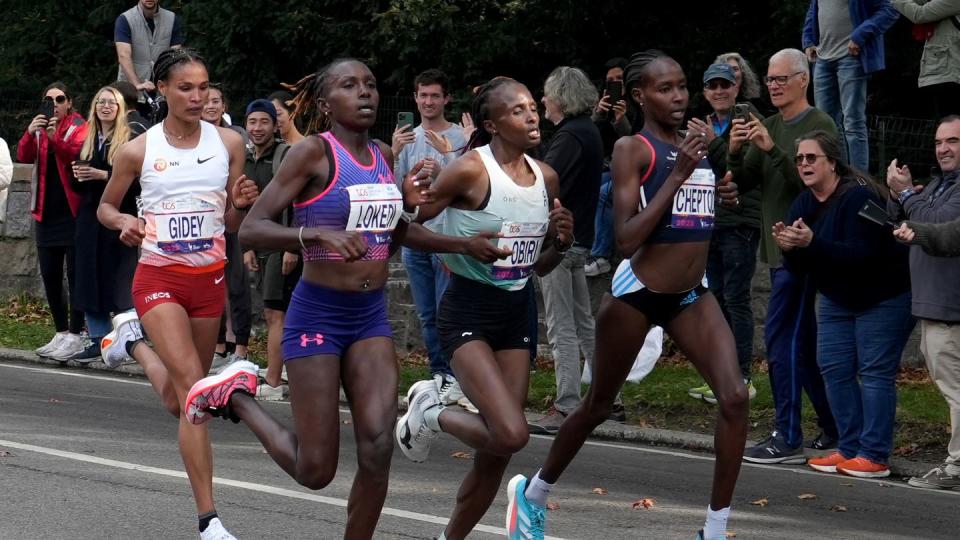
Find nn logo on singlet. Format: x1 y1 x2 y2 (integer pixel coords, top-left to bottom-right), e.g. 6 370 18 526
153 158 181 172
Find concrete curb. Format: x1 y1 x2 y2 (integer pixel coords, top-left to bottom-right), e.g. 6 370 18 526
1 347 938 480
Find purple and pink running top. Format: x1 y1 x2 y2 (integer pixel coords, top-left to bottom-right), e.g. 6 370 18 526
294 132 403 262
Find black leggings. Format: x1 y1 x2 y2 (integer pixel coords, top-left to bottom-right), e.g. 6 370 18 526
217 232 251 346
37 245 83 334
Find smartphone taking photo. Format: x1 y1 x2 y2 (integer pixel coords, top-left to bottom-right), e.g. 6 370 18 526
397 111 414 130
733 103 751 123
38 99 55 122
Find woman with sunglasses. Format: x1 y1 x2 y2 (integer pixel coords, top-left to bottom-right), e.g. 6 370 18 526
69 86 137 362
776 130 913 479
17 82 88 361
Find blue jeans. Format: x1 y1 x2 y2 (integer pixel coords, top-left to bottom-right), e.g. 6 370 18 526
84 311 112 340
765 266 837 448
401 247 451 375
817 293 914 464
591 172 614 259
814 56 868 172
706 226 760 379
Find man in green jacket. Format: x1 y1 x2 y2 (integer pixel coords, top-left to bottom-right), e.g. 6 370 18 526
722 48 840 464
890 0 960 118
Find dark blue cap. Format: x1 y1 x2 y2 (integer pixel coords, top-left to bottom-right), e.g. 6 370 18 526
245 98 277 123
702 63 737 85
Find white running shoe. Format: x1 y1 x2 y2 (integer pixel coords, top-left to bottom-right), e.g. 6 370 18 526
213 353 249 375
435 373 465 406
36 332 67 356
584 256 611 277
101 311 144 368
199 518 237 540
256 380 286 401
395 380 442 462
48 333 84 362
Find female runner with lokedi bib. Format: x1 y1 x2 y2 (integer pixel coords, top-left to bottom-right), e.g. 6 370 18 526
504 51 749 540
97 47 260 539
395 76 574 540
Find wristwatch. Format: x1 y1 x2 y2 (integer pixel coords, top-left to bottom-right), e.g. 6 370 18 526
898 188 915 205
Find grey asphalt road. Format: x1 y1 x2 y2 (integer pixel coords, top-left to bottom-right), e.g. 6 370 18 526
1 360 957 540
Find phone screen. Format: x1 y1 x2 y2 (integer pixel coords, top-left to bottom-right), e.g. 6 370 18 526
606 81 623 104
39 99 55 119
397 111 414 129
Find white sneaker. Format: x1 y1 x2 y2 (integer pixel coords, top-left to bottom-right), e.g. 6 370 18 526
435 373 465 405
213 353 249 375
48 333 84 361
101 311 144 368
584 256 611 276
395 380 442 462
458 396 479 414
199 518 237 540
36 332 67 356
256 380 286 401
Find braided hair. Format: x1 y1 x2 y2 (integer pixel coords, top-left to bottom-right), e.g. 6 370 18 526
281 58 360 136
466 76 520 150
150 48 207 123
623 49 669 95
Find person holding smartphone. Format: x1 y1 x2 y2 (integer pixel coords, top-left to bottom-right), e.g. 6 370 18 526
685 63 763 405
17 82 88 361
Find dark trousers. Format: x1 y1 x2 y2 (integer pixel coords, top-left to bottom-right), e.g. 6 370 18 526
765 265 837 448
218 232 252 346
706 226 760 380
37 245 83 334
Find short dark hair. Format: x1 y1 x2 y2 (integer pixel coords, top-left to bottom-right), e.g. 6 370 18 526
42 81 71 101
268 90 295 113
109 80 139 109
605 57 627 71
414 69 449 95
939 114 960 127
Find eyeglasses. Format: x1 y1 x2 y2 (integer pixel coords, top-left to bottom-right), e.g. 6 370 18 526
96 99 118 107
765 72 804 86
795 153 827 165
44 95 67 104
704 80 734 90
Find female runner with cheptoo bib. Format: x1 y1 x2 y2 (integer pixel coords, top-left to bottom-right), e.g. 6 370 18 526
185 58 409 539
97 48 261 540
505 51 749 540
395 76 574 540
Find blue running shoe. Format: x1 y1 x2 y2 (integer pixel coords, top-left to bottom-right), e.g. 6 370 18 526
506 474 546 540
696 530 705 540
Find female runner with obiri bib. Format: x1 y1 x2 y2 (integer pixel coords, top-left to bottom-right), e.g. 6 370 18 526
505 51 749 540
395 76 574 540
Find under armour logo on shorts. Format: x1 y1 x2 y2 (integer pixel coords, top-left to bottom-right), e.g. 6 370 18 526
300 333 325 347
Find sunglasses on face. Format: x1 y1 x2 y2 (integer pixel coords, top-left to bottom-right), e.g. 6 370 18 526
704 80 734 90
795 153 827 165
44 95 68 104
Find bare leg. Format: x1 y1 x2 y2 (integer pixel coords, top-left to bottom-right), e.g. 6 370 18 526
666 293 748 510
341 337 399 539
141 304 220 514
130 340 180 417
263 307 285 387
539 294 651 483
442 348 530 540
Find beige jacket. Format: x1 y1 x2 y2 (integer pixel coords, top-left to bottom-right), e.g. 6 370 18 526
892 0 960 87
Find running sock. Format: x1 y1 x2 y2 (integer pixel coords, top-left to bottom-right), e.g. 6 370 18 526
703 505 730 539
424 403 444 432
198 511 218 532
524 469 553 507
124 339 143 358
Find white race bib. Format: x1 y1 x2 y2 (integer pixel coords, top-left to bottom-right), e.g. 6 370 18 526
491 221 548 280
671 168 715 230
346 184 402 242
155 198 217 254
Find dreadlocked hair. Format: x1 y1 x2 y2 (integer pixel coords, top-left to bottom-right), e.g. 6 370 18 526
467 76 519 150
281 58 359 136
624 49 669 93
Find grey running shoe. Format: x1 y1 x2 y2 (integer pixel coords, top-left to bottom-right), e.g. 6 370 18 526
908 464 960 490
742 431 806 464
36 332 67 356
48 333 84 362
527 409 567 435
584 256 611 277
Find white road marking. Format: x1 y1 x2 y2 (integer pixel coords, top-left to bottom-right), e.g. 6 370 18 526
0 438 565 539
3 361 957 498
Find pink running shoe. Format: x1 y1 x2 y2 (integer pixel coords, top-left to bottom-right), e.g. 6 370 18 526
185 360 259 424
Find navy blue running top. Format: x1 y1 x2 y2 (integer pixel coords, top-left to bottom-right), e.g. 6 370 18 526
635 131 716 244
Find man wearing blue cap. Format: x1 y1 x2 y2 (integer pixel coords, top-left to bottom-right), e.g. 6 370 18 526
240 98 299 392
686 63 763 404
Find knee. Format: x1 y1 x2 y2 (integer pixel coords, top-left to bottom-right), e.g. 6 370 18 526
296 463 337 491
582 398 616 427
488 425 529 456
264 309 282 325
716 384 750 417
356 429 395 473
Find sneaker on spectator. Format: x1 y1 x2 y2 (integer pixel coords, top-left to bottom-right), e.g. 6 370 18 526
907 464 960 490
837 456 890 478
808 431 839 450
256 380 286 401
68 341 102 364
528 408 566 435
48 332 85 362
703 379 757 404
607 403 627 423
688 382 711 401
807 451 847 473
742 431 806 464
101 311 144 368
584 256 611 277
213 353 248 374
36 332 68 357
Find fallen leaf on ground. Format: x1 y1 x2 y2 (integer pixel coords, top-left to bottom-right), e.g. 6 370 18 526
450 451 473 459
893 443 919 456
48 398 60 403
750 498 768 507
725 532 737 538
541 395 554 406
546 502 560 511
840 482 853 487
592 487 608 495
0 450 14 457
631 498 654 509
829 505 848 512
878 482 892 488
798 493 817 500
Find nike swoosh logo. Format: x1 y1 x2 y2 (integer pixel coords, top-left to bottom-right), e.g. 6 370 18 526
214 275 225 285
197 156 216 164
461 331 473 337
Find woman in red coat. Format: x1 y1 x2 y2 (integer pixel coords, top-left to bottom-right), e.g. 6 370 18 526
17 81 88 361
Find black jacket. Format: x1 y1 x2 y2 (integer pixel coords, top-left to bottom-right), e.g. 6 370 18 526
543 114 603 248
